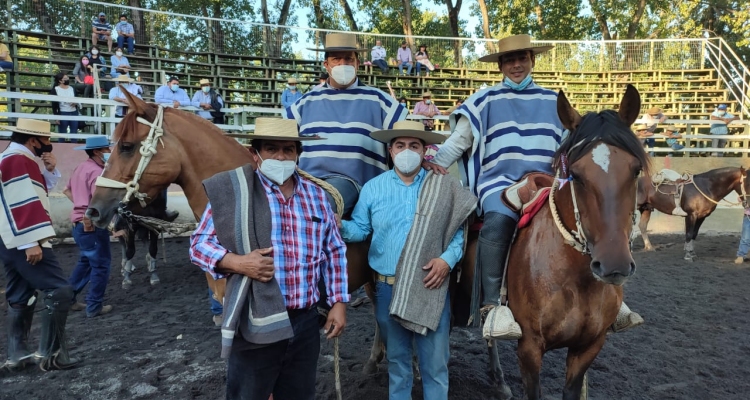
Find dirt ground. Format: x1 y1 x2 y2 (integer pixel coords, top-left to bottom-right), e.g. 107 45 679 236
2 233 750 400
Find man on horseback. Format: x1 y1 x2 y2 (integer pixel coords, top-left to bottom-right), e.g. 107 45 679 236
189 118 348 400
339 121 476 399
284 33 408 216
423 35 643 340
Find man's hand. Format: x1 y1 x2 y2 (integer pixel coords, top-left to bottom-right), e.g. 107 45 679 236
220 248 275 281
25 245 43 265
41 153 56 172
201 103 212 110
172 100 180 108
334 214 342 229
422 160 448 175
82 217 95 232
423 258 450 289
323 302 347 339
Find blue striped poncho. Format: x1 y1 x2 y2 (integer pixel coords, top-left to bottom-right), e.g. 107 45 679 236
284 80 408 187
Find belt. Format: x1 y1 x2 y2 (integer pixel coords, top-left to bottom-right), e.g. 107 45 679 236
376 274 396 285
287 307 314 319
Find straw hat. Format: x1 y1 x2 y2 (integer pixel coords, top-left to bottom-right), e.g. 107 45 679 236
249 118 322 141
422 91 432 98
371 121 446 145
74 135 112 150
308 33 368 52
633 124 648 131
198 78 212 86
647 106 663 114
4 118 54 137
287 77 298 84
114 75 134 83
478 34 553 63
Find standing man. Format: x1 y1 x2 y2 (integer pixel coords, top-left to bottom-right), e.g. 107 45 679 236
281 78 303 109
0 118 78 371
108 75 143 117
190 118 349 400
192 79 224 122
285 33 407 215
397 41 413 76
340 121 476 399
91 12 113 53
710 104 738 156
371 40 389 74
412 91 442 131
423 34 643 340
64 136 114 318
115 14 135 55
155 76 193 108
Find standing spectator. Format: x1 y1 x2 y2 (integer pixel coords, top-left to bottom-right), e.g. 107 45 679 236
413 91 441 131
72 55 95 98
109 47 131 79
640 106 666 155
108 75 143 117
115 14 135 55
50 72 80 134
397 41 413 76
281 77 303 108
710 104 739 157
91 12 113 53
735 197 750 264
0 34 13 72
371 40 389 74
64 136 114 318
192 79 225 122
154 76 192 108
414 44 435 77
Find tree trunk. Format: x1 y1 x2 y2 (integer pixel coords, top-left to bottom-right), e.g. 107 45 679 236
31 0 57 35
338 0 359 31
261 0 272 57
444 0 462 67
199 4 214 53
587 0 612 40
312 0 325 47
626 0 647 39
401 0 414 48
477 0 495 53
129 0 148 45
534 0 546 37
212 1 226 54
273 0 293 58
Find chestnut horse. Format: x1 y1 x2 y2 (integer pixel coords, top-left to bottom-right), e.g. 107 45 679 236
636 167 748 260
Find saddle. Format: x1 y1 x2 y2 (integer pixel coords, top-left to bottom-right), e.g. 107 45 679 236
651 169 690 217
502 173 555 215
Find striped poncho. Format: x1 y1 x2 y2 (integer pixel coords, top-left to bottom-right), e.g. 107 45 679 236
284 80 408 187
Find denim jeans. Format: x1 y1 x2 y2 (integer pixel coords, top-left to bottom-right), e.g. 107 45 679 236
323 176 359 216
117 36 135 54
375 281 450 400
373 59 389 73
738 216 750 257
69 223 112 316
0 61 13 70
398 62 413 75
59 110 79 133
208 288 223 316
415 62 427 75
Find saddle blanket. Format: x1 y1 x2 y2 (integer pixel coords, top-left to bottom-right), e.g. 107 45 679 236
518 188 551 229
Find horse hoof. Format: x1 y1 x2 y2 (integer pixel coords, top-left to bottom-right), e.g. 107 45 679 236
499 384 513 400
644 246 654 252
122 281 132 290
362 360 378 375
150 278 160 286
684 256 694 262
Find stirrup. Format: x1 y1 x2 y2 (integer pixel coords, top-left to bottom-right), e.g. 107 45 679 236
671 206 688 217
482 305 522 340
610 303 644 333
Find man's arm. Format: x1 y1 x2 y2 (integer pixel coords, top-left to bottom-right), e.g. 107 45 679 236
154 87 170 104
440 225 465 270
429 116 474 169
339 187 373 242
42 166 61 190
423 224 465 289
178 91 192 107
322 201 350 339
63 186 73 202
191 91 202 108
281 90 291 107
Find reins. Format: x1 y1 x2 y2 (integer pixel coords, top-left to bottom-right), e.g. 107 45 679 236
691 172 747 206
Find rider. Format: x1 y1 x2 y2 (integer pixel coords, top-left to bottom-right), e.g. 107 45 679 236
284 33 408 215
423 34 644 340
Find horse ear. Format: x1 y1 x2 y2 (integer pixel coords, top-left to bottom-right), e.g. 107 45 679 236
120 84 148 115
557 89 582 131
618 84 641 126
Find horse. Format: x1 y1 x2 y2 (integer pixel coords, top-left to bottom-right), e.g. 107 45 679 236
636 167 749 260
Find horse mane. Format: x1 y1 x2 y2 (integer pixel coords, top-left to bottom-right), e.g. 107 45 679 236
554 110 651 176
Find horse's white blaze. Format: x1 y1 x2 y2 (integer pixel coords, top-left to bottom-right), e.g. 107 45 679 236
591 143 610 173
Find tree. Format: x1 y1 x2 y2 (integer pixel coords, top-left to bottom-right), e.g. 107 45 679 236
128 0 149 46
441 0 463 66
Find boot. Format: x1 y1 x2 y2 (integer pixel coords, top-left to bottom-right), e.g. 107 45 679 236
163 209 179 222
2 296 37 371
32 288 80 371
610 302 644 333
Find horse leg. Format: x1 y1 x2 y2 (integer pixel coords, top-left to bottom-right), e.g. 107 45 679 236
562 338 606 400
684 215 697 261
363 283 384 374
118 236 128 276
638 209 654 251
517 339 543 400
147 231 160 285
122 232 136 289
487 339 513 399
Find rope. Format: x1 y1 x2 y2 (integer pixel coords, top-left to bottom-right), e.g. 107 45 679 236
691 179 745 206
296 169 345 215
334 337 342 400
549 171 588 253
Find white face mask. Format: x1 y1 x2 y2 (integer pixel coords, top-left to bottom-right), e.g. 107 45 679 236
116 51 123 57
257 152 297 185
91 49 99 55
330 65 356 86
393 149 422 175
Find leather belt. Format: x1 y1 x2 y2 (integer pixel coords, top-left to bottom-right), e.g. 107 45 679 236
376 274 396 285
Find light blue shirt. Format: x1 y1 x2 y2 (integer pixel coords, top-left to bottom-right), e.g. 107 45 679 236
109 55 130 78
154 85 193 107
191 90 224 120
710 110 733 135
341 168 464 276
109 83 143 116
281 88 303 108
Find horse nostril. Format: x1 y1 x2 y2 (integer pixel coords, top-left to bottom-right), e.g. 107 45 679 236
590 260 603 276
86 208 101 220
629 261 637 276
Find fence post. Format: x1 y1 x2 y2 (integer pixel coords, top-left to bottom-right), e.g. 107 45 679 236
649 41 654 70
79 1 86 38
598 41 604 72
700 39 706 69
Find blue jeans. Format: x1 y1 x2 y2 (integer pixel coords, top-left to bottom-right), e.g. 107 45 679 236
415 62 427 75
738 216 750 257
0 61 13 70
59 110 79 133
69 223 112 316
375 281 450 400
373 59 389 73
117 36 135 54
208 288 223 315
398 62 413 76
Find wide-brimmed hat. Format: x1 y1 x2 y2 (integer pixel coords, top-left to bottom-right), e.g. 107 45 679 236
249 118 322 141
4 118 54 137
198 78 211 86
371 121 446 145
478 34 553 63
287 77 298 84
74 135 112 150
308 33 368 52
633 123 648 131
647 106 663 114
114 75 134 83
422 91 432 98
664 124 679 132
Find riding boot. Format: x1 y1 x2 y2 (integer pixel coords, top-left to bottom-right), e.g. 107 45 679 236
610 302 644 333
163 209 179 222
32 288 80 371
2 296 37 371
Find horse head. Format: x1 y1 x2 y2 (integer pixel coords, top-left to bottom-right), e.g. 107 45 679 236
554 84 650 285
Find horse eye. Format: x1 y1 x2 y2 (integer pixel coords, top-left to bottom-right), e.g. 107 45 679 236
120 142 135 152
634 168 642 178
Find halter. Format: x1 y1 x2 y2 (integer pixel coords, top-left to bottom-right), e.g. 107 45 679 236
95 105 166 208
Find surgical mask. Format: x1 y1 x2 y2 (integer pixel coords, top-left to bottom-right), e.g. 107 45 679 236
504 74 533 91
61 79 69 85
170 84 179 92
257 152 297 185
289 85 296 90
116 51 123 57
202 86 210 93
82 59 89 66
393 149 422 175
424 99 431 105
91 49 99 55
330 65 356 86
102 153 110 163
33 140 53 157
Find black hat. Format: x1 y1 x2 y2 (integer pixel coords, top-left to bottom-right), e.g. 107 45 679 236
319 72 329 80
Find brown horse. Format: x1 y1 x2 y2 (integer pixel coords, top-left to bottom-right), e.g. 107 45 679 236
637 167 748 260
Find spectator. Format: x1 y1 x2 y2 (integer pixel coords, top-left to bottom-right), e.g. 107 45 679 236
154 76 192 108
72 55 95 98
663 124 685 151
640 106 665 154
735 198 750 264
108 75 143 117
85 45 111 92
415 44 435 77
413 91 441 131
109 47 131 79
115 14 135 55
397 41 413 76
281 77 303 108
398 97 408 109
710 104 738 157
49 72 80 134
446 98 464 114
0 34 13 72
633 123 654 156
91 12 113 53
192 79 225 122
371 40 389 74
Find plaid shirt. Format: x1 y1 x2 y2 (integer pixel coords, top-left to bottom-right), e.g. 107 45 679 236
116 21 134 36
190 170 350 308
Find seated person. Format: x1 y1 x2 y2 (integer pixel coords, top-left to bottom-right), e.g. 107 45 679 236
414 44 435 76
108 75 143 117
0 34 13 71
154 76 192 108
664 125 684 151
110 47 131 78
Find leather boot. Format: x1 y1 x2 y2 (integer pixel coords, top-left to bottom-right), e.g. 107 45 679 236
478 236 522 340
163 209 179 222
3 296 36 371
33 288 80 371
